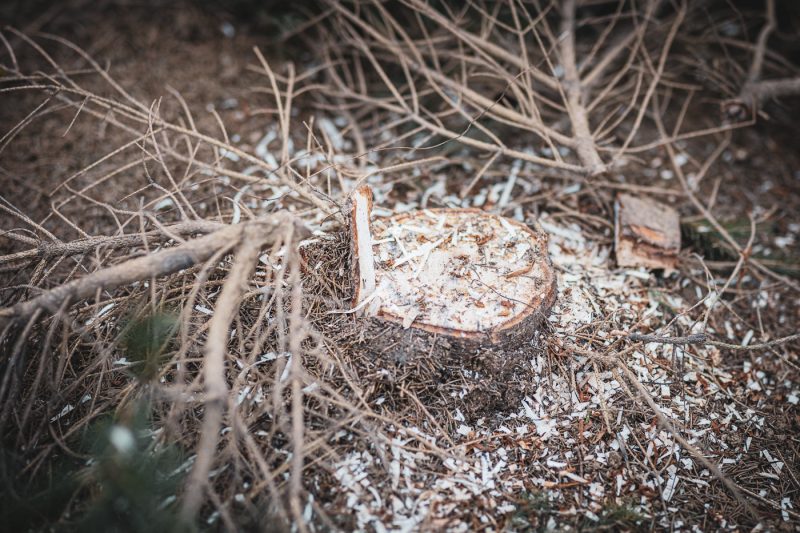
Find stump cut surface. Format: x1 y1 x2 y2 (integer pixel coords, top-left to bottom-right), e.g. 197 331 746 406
354 208 555 347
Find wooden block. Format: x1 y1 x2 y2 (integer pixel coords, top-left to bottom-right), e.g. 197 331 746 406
614 193 680 271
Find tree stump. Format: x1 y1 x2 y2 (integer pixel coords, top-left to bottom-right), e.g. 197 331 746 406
350 186 556 353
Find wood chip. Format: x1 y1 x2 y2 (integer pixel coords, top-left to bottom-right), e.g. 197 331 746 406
614 193 681 271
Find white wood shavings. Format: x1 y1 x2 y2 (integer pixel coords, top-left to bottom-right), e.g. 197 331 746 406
364 209 551 336
331 212 787 531
782 498 794 522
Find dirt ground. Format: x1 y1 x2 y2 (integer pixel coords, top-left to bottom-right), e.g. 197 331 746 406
1 1 285 236
1 1 800 531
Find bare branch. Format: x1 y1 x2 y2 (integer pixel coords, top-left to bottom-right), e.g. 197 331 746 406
180 223 274 520
0 220 226 266
559 0 606 175
0 215 306 322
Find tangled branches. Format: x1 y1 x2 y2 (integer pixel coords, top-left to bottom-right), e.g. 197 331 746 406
0 29 367 529
723 0 800 119
316 0 693 176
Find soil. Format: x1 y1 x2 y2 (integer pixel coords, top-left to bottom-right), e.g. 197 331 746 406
1 0 294 245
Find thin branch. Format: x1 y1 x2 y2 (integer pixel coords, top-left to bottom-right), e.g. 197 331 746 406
628 331 800 351
180 223 273 521
745 0 776 87
628 333 707 345
0 215 305 321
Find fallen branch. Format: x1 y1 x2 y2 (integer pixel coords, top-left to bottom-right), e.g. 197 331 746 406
180 223 272 521
0 220 226 266
707 332 800 351
559 0 606 175
628 331 800 351
0 214 305 322
628 333 707 345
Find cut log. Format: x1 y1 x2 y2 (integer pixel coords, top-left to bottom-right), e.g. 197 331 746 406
349 188 556 351
614 193 681 271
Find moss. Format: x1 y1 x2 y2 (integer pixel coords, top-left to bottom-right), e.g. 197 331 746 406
585 502 647 532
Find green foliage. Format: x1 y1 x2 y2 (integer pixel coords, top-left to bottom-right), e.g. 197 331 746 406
75 406 189 533
1 400 189 533
121 310 179 381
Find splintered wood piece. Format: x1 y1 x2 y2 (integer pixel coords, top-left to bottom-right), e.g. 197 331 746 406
614 193 681 271
351 186 376 307
349 196 556 349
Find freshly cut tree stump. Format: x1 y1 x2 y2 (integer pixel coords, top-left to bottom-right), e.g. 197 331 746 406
326 186 558 420
349 187 556 353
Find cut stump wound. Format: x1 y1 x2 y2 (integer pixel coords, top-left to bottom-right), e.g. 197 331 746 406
350 186 556 351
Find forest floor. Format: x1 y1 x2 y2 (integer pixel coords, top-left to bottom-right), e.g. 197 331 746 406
1 1 799 531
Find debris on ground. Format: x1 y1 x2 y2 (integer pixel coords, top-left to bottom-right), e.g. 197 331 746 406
614 193 681 272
